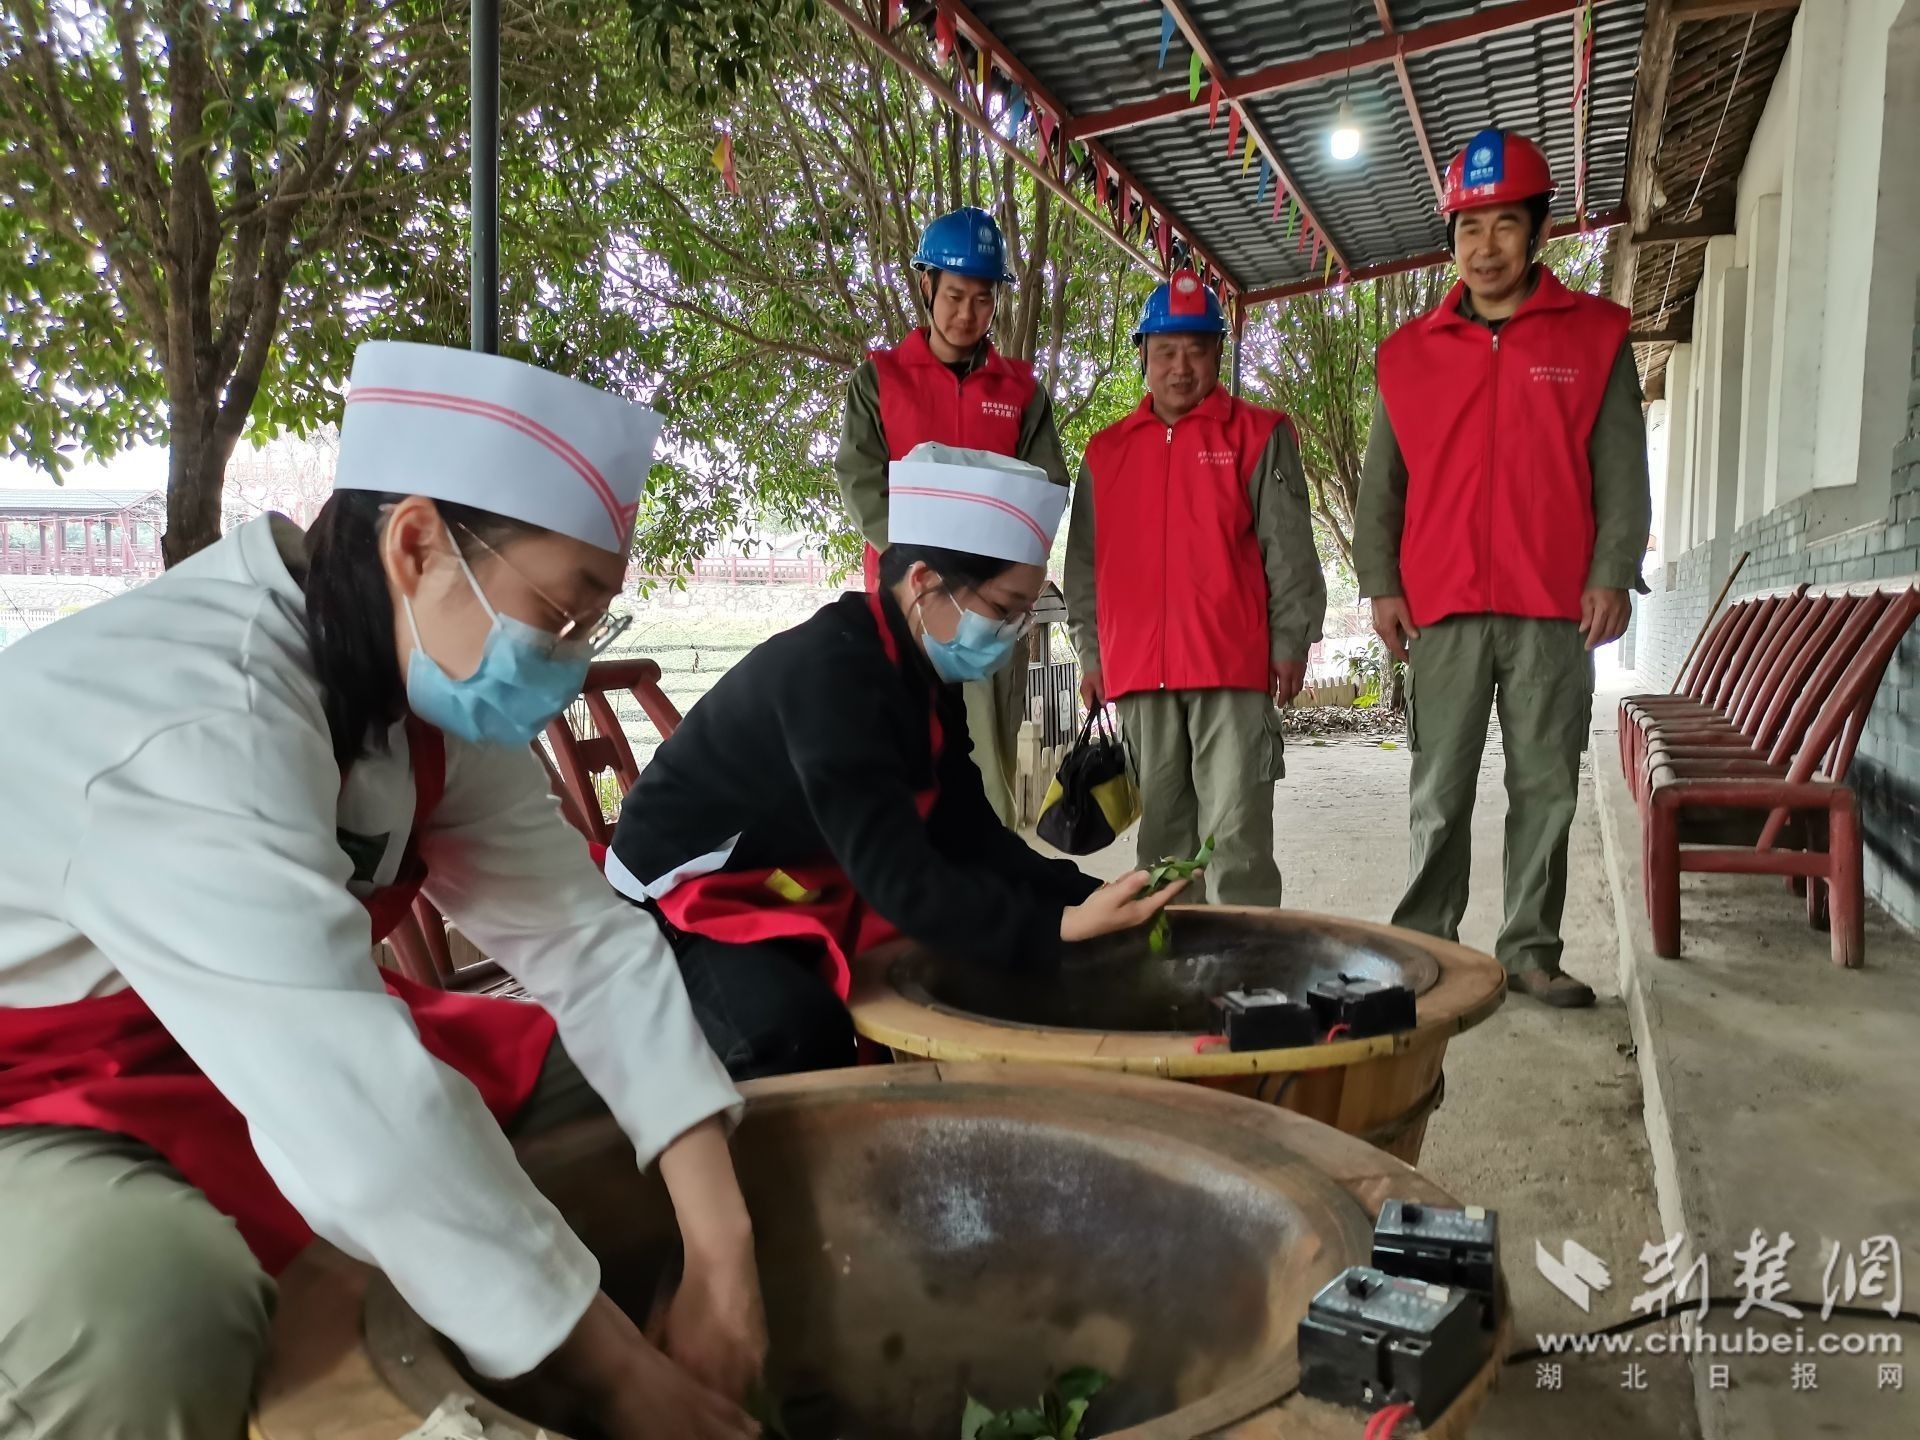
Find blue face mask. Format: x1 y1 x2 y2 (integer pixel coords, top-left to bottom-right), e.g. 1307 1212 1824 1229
403 551 590 746
923 592 1022 684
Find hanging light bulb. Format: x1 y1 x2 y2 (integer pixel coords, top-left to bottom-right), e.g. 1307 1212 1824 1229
1330 98 1363 161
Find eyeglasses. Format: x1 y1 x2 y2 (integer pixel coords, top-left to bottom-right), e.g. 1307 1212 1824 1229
448 521 633 658
946 586 1037 640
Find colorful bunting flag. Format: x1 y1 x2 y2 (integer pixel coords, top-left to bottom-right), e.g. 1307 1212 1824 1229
1271 176 1287 219
1225 107 1242 159
1188 50 1202 100
1208 76 1222 130
1158 217 1173 270
1323 248 1334 282
934 8 955 64
885 0 901 30
1257 157 1270 205
1160 9 1177 68
1297 213 1311 253
976 46 988 101
1241 133 1257 175
1037 111 1056 165
711 134 737 195
1286 196 1298 240
1137 200 1152 244
1006 87 1027 135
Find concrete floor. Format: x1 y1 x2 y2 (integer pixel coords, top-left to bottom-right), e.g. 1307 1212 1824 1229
1057 717 1701 1438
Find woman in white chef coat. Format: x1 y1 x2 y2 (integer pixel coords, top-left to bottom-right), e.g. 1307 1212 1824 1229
0 342 764 1439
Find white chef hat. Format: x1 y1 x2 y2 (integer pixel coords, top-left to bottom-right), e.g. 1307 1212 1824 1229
332 341 664 555
887 443 1066 565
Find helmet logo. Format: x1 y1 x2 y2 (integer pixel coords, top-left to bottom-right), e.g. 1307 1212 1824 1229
1461 126 1505 189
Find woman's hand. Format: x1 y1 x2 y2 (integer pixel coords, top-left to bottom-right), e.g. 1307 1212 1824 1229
653 1242 769 1402
547 1291 760 1440
1060 870 1191 943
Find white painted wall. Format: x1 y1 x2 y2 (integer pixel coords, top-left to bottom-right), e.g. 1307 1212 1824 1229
1664 344 1694 563
1670 0 1918 548
1646 397 1671 563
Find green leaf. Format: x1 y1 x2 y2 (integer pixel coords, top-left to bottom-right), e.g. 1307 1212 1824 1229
1149 913 1171 954
1059 1397 1091 1440
961 1396 996 1440
1054 1367 1109 1404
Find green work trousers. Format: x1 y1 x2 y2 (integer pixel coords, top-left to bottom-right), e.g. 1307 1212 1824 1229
964 656 1027 828
0 1041 605 1439
1117 687 1287 907
1393 615 1595 976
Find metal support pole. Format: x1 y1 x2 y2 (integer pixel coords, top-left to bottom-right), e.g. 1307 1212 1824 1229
469 0 500 354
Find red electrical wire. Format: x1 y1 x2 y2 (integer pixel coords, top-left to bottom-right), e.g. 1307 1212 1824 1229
1364 1401 1417 1439
1324 1022 1353 1043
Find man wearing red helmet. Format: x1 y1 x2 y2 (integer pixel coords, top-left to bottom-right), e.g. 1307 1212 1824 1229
1354 128 1651 1008
835 207 1071 824
1064 269 1326 905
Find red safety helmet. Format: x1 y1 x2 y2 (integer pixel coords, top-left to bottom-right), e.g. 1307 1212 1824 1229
1441 127 1556 215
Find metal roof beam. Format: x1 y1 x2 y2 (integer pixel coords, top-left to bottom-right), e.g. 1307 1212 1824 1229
1241 206 1626 305
910 0 1246 291
1374 0 1444 205
1068 0 1616 141
818 0 1191 281
1158 0 1349 273
1672 0 1798 20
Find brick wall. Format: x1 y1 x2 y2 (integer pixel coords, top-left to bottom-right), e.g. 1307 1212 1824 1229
1633 287 1920 931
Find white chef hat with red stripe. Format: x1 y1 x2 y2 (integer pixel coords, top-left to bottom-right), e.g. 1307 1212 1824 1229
332 341 664 555
887 442 1066 565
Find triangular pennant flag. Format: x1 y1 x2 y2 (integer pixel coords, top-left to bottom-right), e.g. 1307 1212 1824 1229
1225 107 1242 159
885 0 901 30
1297 214 1311 253
934 8 955 64
1272 176 1287 219
1323 247 1334 283
1241 133 1257 175
1006 87 1027 135
976 46 988 100
1208 76 1223 130
1037 111 1056 164
1189 51 1203 100
1137 201 1152 244
1257 158 1270 204
1286 195 1298 240
1161 10 1177 69
711 134 738 195
1158 217 1173 269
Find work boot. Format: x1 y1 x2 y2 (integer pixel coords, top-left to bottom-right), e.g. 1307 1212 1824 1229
1506 968 1595 1009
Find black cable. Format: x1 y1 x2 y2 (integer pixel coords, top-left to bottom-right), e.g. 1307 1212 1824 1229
1505 1296 1920 1366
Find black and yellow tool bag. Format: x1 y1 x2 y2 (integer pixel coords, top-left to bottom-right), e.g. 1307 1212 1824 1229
1036 707 1140 855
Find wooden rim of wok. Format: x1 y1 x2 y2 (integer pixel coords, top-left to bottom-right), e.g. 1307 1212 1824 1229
250 1063 1510 1440
848 907 1508 1076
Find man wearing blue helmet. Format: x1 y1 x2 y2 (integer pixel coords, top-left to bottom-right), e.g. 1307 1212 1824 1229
834 205 1071 824
1064 269 1326 905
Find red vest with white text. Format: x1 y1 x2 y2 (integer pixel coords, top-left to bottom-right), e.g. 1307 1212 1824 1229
1376 270 1630 628
870 328 1037 461
1085 387 1287 699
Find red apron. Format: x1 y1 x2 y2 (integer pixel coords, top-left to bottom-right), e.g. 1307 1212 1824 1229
0 718 557 1274
654 590 941 999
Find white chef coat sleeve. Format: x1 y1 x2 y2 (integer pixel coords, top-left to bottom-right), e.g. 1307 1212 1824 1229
418 739 742 1167
61 711 599 1381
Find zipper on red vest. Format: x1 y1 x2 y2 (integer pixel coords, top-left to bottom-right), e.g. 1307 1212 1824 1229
1161 424 1174 689
1484 332 1500 613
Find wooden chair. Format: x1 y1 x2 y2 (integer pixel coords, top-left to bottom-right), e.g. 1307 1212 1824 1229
1640 584 1920 968
381 658 681 993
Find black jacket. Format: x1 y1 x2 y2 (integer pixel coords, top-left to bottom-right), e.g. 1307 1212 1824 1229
611 592 1099 970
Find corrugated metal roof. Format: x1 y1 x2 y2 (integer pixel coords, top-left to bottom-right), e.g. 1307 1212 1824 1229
0 488 162 516
888 0 1645 299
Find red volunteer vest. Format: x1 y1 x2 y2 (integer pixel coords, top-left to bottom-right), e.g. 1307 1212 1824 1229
861 328 1038 589
1085 387 1288 699
653 590 941 998
0 718 556 1273
1376 270 1630 628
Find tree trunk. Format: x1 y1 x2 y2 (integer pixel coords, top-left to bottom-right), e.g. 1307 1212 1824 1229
162 396 233 566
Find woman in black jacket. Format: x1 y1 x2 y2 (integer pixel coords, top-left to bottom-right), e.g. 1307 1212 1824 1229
606 447 1183 1078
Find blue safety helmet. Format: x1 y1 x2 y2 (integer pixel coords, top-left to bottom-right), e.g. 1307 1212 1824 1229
912 206 1018 284
1133 268 1228 343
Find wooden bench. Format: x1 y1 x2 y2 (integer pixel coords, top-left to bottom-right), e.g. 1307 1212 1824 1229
1617 580 1920 968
